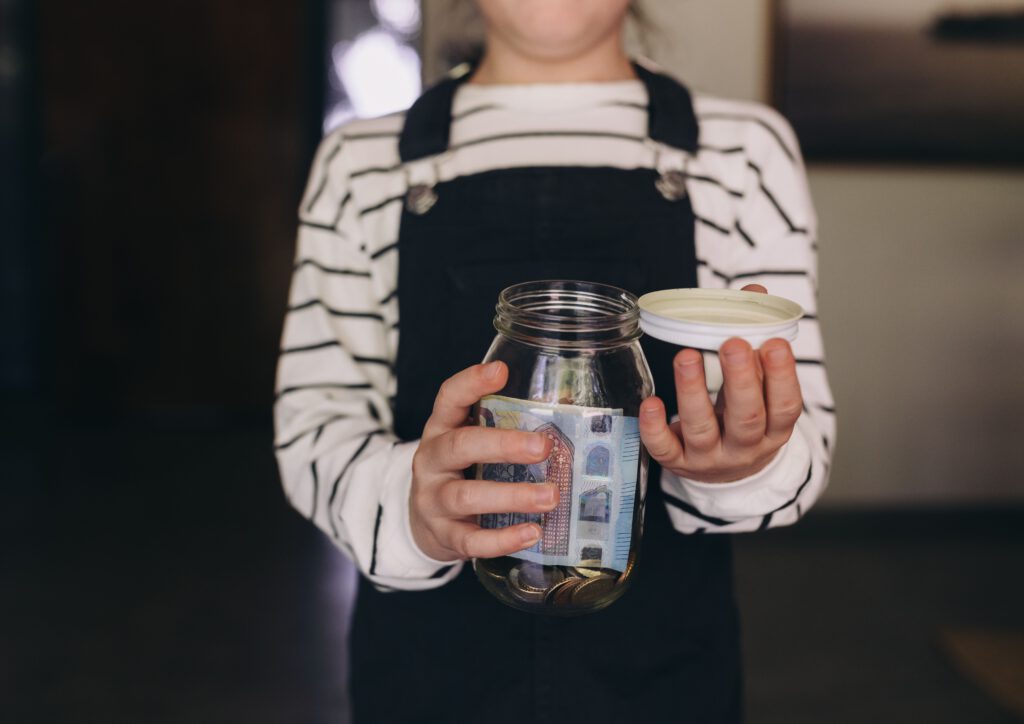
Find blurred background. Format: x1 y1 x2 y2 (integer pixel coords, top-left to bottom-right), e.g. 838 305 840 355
2 0 1023 722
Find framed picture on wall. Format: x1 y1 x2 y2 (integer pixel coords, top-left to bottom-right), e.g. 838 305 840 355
773 0 1024 164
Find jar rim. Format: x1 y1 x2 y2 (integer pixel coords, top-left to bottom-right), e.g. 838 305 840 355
494 280 642 348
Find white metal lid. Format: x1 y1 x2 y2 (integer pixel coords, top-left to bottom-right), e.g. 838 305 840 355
638 288 804 350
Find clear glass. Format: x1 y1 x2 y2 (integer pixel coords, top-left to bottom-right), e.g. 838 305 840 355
472 281 653 615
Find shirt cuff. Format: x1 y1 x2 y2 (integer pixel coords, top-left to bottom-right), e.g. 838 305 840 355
375 440 462 579
660 432 812 521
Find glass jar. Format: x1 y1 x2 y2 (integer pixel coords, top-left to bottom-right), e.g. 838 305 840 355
472 280 653 615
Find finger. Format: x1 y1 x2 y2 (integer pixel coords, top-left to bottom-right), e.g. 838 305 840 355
421 426 551 473
447 520 542 559
638 396 686 468
719 337 767 447
760 339 803 440
437 480 558 517
673 348 720 454
741 283 767 294
423 362 508 439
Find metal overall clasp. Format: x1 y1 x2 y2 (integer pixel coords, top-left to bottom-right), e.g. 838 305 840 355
647 139 690 202
403 152 450 215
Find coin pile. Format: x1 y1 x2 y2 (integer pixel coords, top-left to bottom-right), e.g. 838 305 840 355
478 558 630 611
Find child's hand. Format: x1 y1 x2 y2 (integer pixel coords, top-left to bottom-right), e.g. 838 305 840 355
409 361 557 562
638 284 804 484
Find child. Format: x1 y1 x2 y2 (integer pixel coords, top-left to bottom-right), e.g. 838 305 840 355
275 1 835 721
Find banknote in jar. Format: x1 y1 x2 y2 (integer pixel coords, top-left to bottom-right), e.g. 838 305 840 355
477 395 640 573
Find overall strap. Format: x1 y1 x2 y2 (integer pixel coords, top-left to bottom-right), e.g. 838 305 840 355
398 61 700 163
397 67 467 162
632 61 699 153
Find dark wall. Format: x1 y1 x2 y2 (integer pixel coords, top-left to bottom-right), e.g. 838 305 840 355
1 0 40 398
36 0 322 418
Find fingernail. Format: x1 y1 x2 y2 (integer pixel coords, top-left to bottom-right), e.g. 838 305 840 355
521 525 541 545
534 485 555 506
767 346 789 365
678 356 702 379
723 347 748 366
642 403 660 417
484 361 502 379
527 434 547 456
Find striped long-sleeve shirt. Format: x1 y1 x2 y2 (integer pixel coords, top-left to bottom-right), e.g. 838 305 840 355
274 79 836 590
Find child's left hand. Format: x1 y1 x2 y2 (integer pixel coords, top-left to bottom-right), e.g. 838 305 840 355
638 284 804 484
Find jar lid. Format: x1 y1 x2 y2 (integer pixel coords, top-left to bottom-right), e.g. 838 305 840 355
637 288 803 350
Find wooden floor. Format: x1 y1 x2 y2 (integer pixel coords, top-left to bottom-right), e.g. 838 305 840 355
4 421 1022 723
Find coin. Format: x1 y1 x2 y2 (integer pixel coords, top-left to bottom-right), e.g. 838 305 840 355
568 566 602 579
507 565 546 603
509 573 548 602
508 586 545 605
475 557 513 582
518 562 564 591
569 574 617 606
544 577 583 607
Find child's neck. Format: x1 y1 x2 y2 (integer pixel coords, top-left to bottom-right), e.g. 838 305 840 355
470 35 635 85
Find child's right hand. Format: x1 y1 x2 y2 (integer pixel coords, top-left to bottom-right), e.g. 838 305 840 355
409 361 557 562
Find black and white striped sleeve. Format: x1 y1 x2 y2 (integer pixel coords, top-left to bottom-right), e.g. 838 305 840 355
661 106 836 533
274 129 461 589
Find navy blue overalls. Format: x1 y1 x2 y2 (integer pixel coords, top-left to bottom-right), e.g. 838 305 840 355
350 64 742 724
